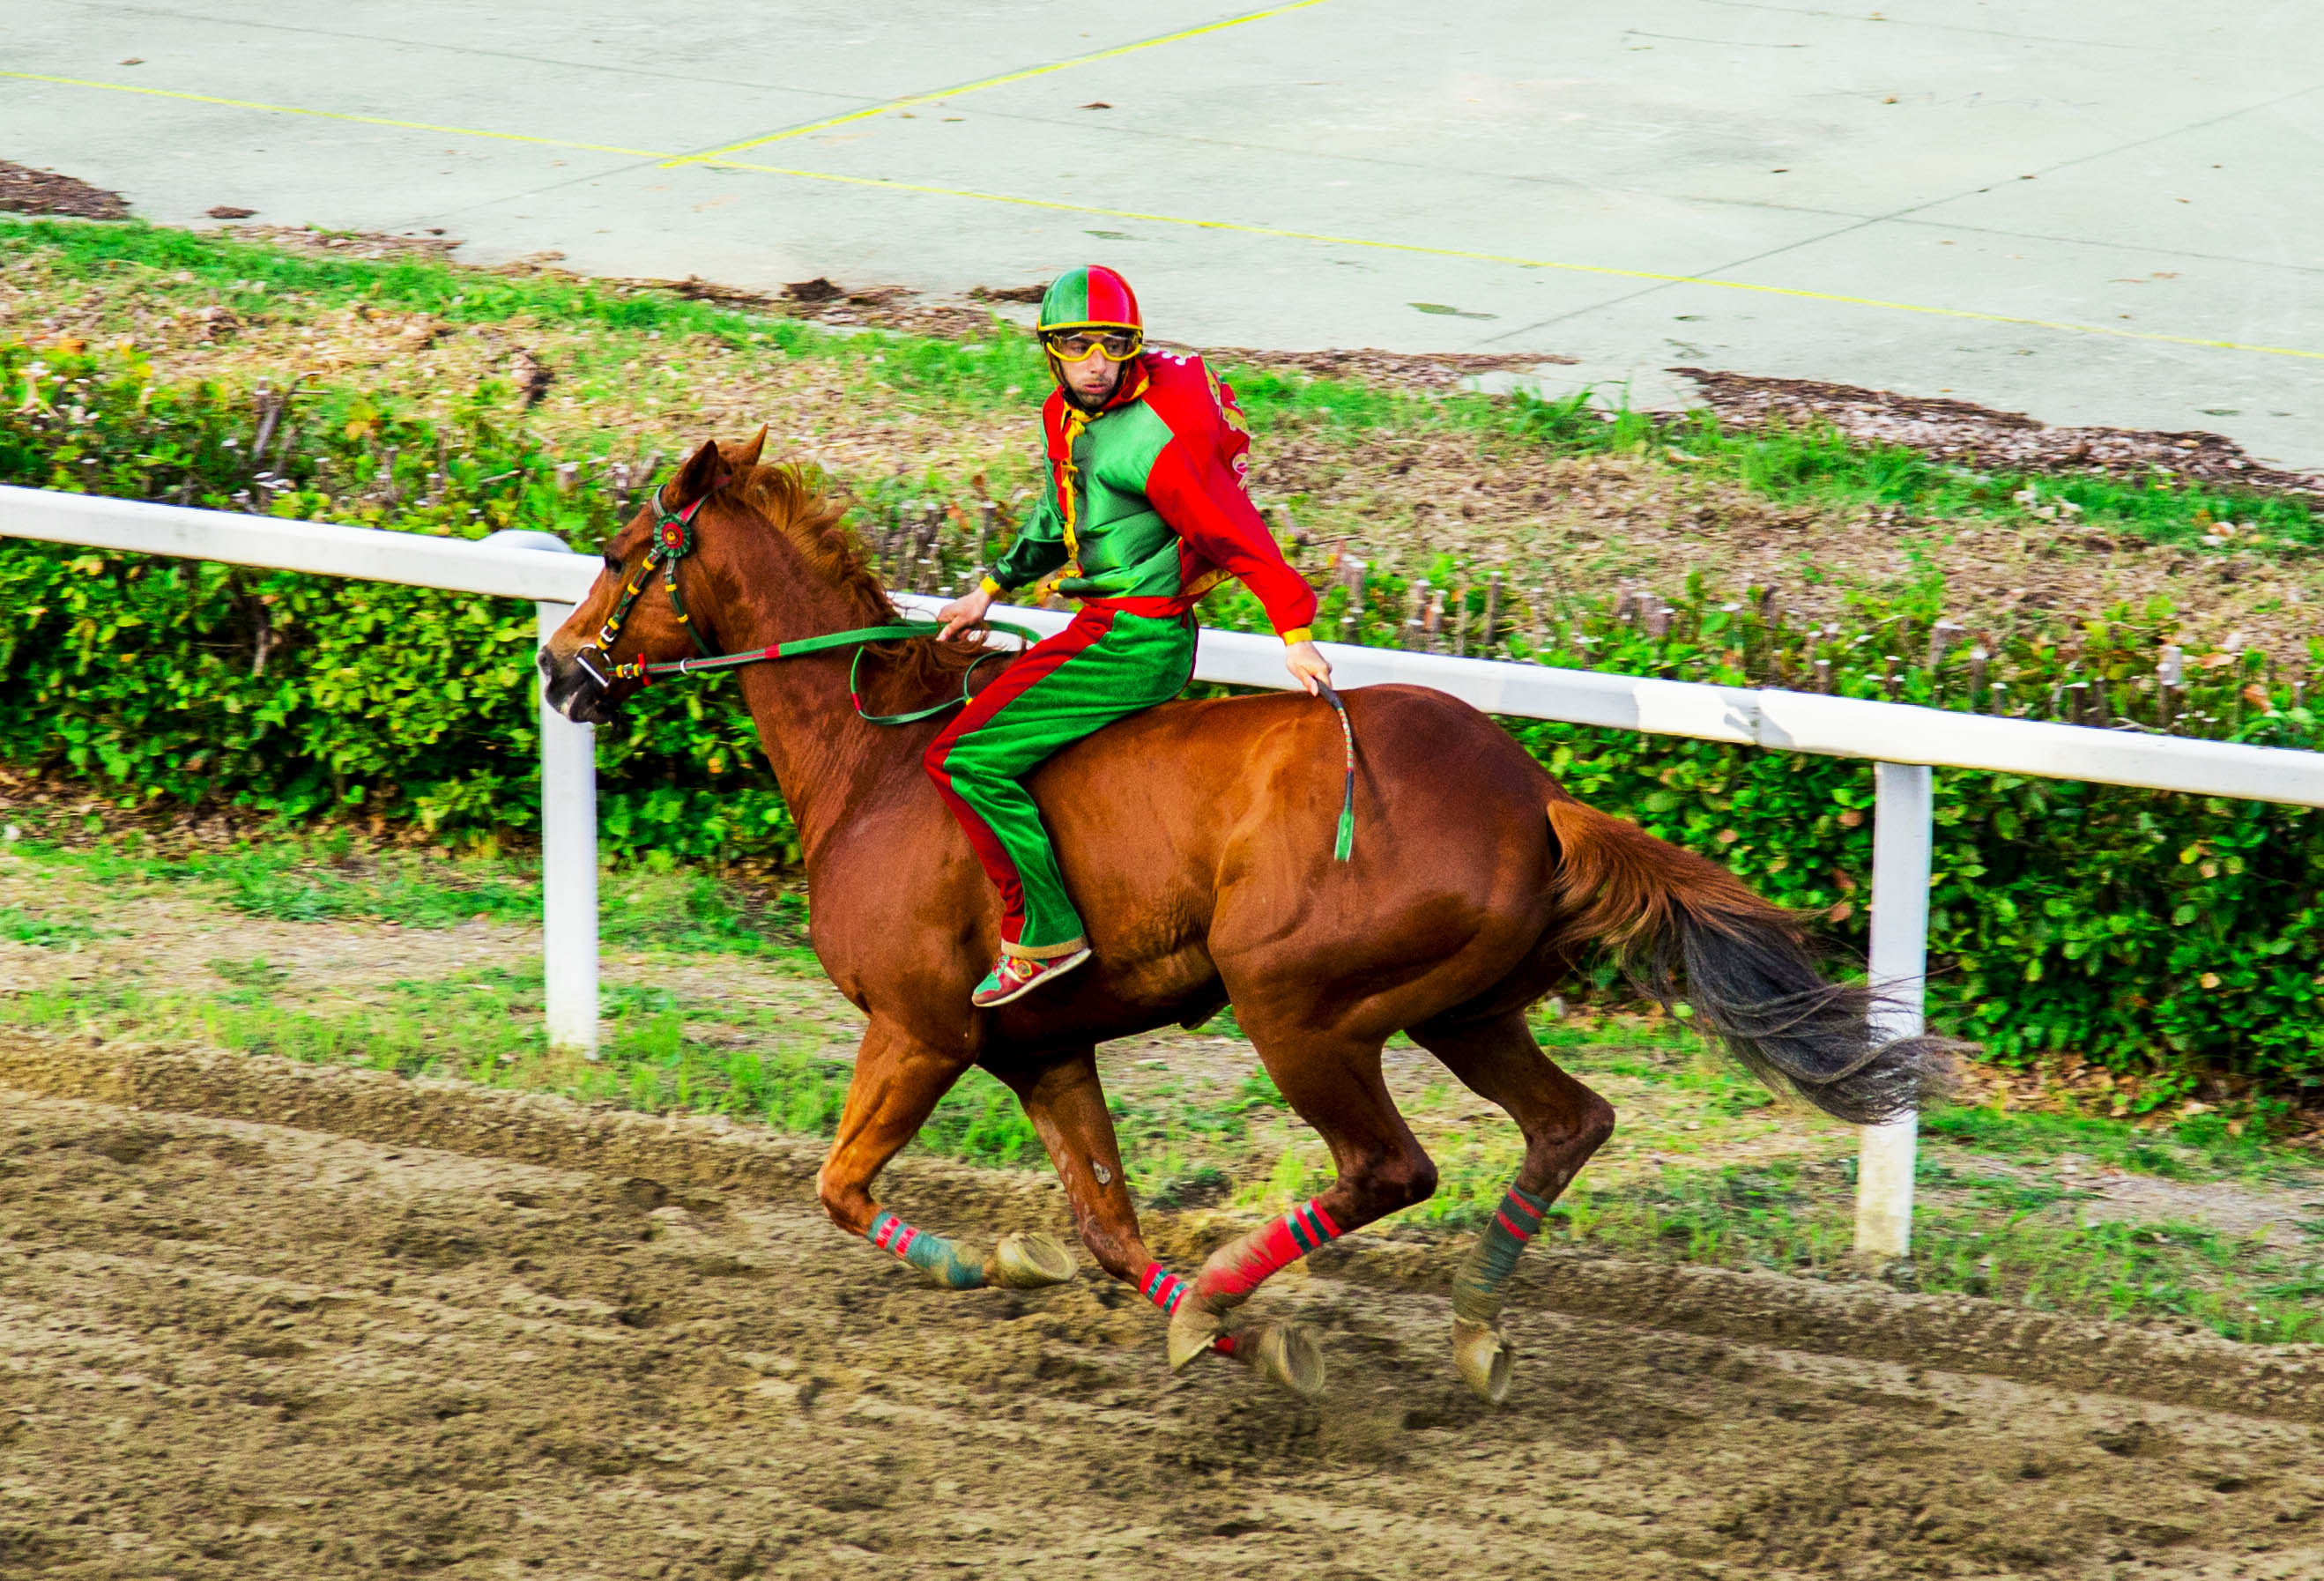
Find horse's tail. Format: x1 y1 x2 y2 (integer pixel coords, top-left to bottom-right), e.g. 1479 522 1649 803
1543 797 1956 1125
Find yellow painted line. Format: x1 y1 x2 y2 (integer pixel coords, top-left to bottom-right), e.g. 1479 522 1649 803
665 0 1337 166
9 66 2314 363
707 158 2324 362
0 71 663 158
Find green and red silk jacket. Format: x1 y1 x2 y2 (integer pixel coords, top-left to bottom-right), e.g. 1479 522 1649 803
981 353 1318 642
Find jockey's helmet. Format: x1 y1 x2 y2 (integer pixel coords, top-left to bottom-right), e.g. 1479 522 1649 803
1037 266 1144 405
1036 265 1142 338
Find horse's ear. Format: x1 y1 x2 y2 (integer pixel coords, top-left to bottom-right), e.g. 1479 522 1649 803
666 437 731 509
726 424 768 471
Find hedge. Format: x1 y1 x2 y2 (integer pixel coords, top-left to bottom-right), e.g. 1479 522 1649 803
3 339 2319 1098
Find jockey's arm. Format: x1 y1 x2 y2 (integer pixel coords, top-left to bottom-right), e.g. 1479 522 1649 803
1143 440 1333 695
939 482 1070 639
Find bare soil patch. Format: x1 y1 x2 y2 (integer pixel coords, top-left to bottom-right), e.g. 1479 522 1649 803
1678 367 2324 499
2 1048 2320 1578
0 160 128 220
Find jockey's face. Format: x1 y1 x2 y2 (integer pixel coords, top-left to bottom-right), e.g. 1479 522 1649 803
1060 352 1122 407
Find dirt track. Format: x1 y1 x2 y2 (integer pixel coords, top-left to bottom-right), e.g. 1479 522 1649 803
4 1046 2322 1579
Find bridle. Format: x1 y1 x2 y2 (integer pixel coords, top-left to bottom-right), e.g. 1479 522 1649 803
568 482 1040 725
569 486 717 691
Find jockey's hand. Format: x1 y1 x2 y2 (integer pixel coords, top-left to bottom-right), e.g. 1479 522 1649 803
937 585 995 641
1285 639 1333 697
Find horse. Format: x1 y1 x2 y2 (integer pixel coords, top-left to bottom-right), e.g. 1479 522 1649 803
538 430 1953 1403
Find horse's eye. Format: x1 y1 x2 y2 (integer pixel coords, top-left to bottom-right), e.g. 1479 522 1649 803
603 553 625 574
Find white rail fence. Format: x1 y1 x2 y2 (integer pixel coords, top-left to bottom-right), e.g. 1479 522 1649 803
8 483 2323 1257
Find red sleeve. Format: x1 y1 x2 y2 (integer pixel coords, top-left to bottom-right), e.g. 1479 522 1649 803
1144 439 1318 638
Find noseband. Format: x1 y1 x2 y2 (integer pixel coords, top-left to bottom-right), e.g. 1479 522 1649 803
571 487 718 690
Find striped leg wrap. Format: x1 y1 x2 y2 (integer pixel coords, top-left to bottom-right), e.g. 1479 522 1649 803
867 1209 986 1290
1192 1199 1344 1304
1142 1261 1237 1356
1140 1261 1188 1316
1452 1184 1550 1323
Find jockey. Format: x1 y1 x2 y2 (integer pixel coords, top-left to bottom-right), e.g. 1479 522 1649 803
929 265 1333 1007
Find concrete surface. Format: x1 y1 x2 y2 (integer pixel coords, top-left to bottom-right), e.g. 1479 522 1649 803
4 1 2320 466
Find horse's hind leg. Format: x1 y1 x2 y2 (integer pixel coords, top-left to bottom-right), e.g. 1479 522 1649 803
1172 1029 1437 1393
818 1017 1073 1292
1407 1008 1615 1403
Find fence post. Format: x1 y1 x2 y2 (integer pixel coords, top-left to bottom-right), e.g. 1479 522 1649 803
1856 760 1932 1258
484 530 599 1061
535 600 600 1058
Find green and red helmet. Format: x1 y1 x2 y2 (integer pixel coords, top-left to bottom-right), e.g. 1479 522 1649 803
1036 265 1142 336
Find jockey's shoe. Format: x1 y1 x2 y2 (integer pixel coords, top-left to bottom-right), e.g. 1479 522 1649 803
972 947 1092 1008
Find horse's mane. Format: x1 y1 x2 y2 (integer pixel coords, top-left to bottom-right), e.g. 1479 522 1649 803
727 463 998 698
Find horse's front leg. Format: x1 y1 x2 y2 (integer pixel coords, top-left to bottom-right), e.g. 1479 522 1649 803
994 1049 1321 1397
818 1017 1074 1291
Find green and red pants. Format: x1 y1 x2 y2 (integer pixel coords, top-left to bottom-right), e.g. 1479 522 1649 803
925 602 1195 959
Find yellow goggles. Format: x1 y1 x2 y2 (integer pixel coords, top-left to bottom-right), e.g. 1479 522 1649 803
1043 328 1143 363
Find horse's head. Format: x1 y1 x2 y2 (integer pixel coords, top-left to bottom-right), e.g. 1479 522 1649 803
542 429 987 731
540 427 777 724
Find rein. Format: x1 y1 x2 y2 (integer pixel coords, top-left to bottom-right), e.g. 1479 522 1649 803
571 486 1040 725
615 617 1041 725
576 483 1355 856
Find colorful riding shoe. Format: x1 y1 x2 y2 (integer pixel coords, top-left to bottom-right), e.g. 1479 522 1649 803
971 946 1093 1008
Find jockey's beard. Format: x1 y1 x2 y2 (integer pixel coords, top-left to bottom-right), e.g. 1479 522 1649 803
1052 353 1124 413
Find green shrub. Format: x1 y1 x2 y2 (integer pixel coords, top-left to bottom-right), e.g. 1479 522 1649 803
3 338 2320 1097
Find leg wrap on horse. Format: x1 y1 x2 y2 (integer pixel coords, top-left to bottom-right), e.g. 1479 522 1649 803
1451 1184 1549 1323
868 1209 985 1289
1140 1261 1189 1315
1192 1199 1344 1307
1143 1261 1239 1355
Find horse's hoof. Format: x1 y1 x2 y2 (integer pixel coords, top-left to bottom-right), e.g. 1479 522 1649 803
988 1231 1076 1289
1166 1300 1225 1371
1250 1323 1326 1401
1452 1316 1512 1405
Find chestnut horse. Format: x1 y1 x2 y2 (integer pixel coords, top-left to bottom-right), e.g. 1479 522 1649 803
540 434 1951 1402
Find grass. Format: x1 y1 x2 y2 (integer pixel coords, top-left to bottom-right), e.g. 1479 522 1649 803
0 905 100 947
1921 1102 2292 1184
7 215 2316 566
1542 1156 2324 1346
17 829 812 959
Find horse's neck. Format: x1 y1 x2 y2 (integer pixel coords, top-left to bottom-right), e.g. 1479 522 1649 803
729 587 921 870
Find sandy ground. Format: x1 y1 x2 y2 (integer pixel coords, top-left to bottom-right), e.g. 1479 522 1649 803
3 1050 2322 1581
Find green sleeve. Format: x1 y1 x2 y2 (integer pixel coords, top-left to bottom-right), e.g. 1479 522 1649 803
989 472 1071 592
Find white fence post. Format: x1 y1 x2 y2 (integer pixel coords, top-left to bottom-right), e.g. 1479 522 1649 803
481 529 600 1063
536 601 600 1058
1856 761 1933 1258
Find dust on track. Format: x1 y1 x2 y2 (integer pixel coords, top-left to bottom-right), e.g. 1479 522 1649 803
3 1047 2321 1580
